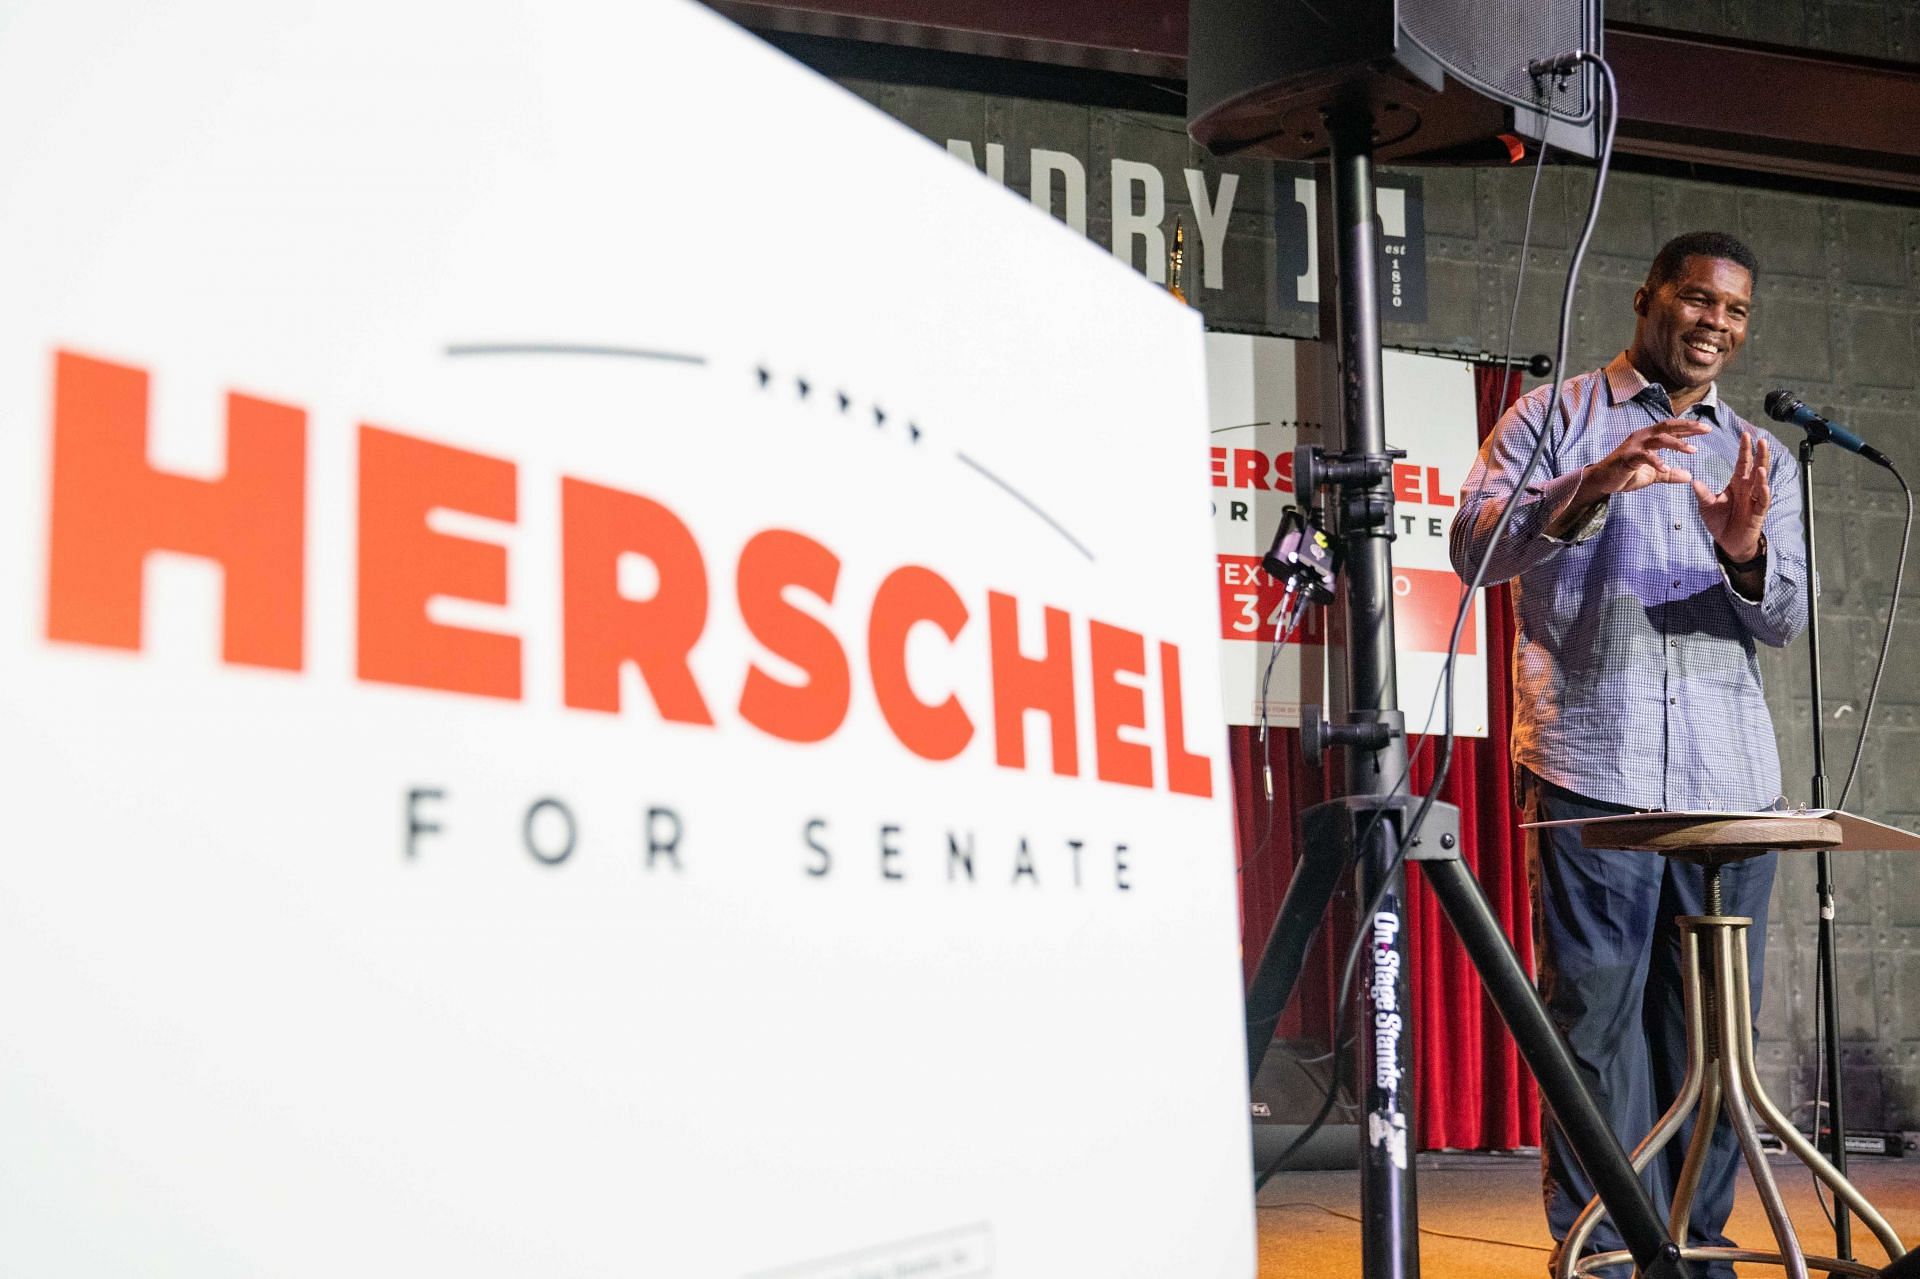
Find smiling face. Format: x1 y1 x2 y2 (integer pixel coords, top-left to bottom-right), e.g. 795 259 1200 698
1630 254 1753 396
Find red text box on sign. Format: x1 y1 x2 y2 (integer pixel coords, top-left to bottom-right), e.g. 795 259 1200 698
1390 566 1475 656
1215 555 1326 644
1217 557 1473 655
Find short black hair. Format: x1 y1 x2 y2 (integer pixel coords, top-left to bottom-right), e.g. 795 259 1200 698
1646 230 1759 289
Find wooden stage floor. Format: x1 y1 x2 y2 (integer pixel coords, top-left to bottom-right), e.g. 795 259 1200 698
1258 1150 1920 1277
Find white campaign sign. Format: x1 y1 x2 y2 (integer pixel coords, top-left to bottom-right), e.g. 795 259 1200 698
0 4 1253 1276
1207 334 1489 736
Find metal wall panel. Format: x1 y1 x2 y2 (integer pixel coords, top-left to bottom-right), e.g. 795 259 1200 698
854 74 1920 1133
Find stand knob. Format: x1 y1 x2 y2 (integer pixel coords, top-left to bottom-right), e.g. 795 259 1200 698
1300 703 1330 769
1299 704 1399 768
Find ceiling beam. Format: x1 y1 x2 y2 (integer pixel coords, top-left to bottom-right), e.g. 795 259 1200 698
1606 24 1920 192
704 1 1187 78
708 3 1920 193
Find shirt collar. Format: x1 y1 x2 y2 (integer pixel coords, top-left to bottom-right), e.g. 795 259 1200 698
1603 351 1720 420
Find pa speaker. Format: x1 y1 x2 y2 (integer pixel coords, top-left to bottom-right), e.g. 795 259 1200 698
1248 1038 1360 1173
1187 0 1603 163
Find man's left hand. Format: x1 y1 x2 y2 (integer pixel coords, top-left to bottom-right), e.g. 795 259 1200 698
1692 428 1770 561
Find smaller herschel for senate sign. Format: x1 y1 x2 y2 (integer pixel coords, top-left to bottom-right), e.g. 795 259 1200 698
1206 335 1488 735
0 3 1254 1277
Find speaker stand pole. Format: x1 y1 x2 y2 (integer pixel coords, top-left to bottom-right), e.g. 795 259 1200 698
1800 438 1852 1260
1322 102 1419 1279
1284 101 1695 1279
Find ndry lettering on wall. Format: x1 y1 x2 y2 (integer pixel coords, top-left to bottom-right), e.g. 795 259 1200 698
944 137 1428 321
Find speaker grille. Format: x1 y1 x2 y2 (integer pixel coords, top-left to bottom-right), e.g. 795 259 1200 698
1398 0 1599 124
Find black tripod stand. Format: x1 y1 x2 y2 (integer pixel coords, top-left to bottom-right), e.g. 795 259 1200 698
1242 105 1696 1279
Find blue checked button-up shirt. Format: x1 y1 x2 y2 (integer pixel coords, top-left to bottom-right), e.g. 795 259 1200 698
1450 353 1809 812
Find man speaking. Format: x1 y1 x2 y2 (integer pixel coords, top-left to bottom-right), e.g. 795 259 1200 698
1450 230 1809 1278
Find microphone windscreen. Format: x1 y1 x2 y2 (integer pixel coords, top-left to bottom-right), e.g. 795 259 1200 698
1764 388 1801 423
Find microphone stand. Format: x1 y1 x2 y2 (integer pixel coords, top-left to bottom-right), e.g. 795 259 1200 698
1799 437 1852 1259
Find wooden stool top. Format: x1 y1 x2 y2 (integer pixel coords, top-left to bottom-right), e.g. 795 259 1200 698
1580 815 1844 862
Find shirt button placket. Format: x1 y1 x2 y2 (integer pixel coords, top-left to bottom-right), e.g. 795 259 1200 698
1658 461 1680 805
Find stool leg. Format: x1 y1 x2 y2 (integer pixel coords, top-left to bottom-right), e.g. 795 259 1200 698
1666 925 1728 1236
1666 1061 1721 1242
1559 927 1712 1277
1729 931 1908 1264
1713 925 1810 1279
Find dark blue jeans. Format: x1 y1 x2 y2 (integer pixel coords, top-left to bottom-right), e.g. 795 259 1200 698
1526 773 1776 1279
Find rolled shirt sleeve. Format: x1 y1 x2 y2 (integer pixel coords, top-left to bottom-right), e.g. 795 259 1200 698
1449 387 1597 584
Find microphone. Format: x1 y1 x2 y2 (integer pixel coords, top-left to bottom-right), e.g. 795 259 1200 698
1764 389 1892 467
1257 505 1338 800
1262 505 1338 641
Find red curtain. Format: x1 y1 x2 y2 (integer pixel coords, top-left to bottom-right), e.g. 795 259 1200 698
1232 363 1538 1150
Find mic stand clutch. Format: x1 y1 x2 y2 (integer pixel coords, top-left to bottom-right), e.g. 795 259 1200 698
1261 503 1338 638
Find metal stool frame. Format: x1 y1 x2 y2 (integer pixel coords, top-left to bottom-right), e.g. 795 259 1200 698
1559 858 1905 1279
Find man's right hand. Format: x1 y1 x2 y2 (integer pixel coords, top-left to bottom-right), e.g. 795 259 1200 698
1566 418 1711 511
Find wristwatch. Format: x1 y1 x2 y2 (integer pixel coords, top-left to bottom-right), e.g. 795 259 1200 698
1716 531 1768 573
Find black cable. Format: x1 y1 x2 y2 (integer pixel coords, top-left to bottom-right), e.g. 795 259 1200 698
1256 1200 1554 1253
1835 465 1910 810
1244 72 1589 1182
1808 461 1911 1226
1373 55 1618 964
1410 56 1617 874
1247 600 1465 1187
1504 143 1554 423
1252 58 1618 1192
1241 600 1360 1176
1244 128 1549 892
1240 606 1308 878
